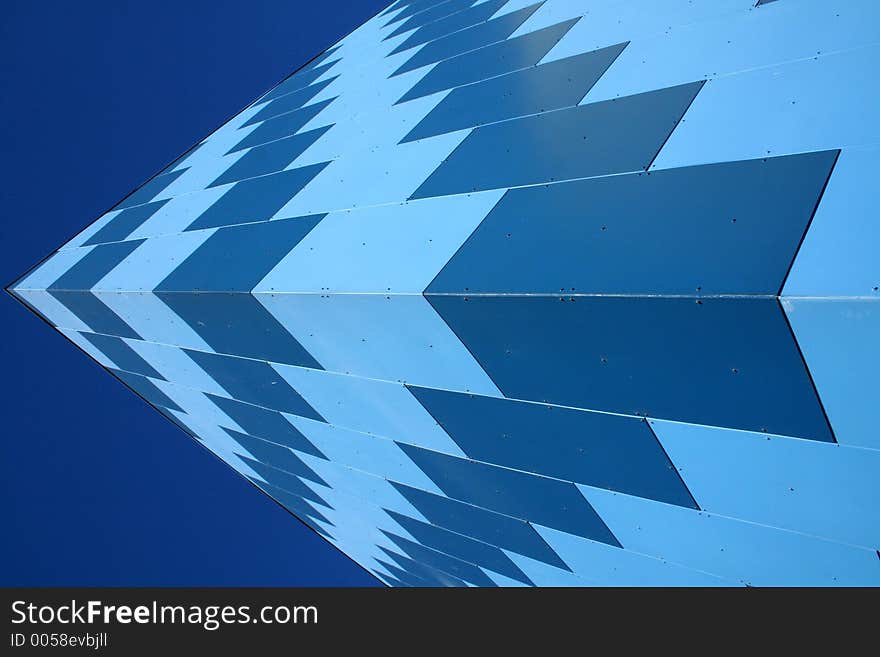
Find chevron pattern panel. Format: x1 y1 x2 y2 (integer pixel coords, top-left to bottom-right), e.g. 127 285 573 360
10 0 880 586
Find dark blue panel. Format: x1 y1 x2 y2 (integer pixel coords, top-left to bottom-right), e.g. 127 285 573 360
185 165 328 231
82 200 169 246
158 293 322 368
384 0 475 38
206 393 325 453
410 81 703 198
402 43 626 142
392 482 568 568
260 59 340 103
210 126 332 187
81 332 164 380
110 369 183 412
161 215 324 291
386 510 534 584
112 168 186 210
242 459 331 509
391 2 543 76
428 151 839 295
228 98 335 153
378 548 467 587
49 240 144 291
396 18 578 103
382 531 498 586
388 0 507 55
408 386 696 508
184 350 323 415
225 428 326 485
49 292 141 339
252 480 333 528
397 443 619 545
428 295 834 442
243 77 338 127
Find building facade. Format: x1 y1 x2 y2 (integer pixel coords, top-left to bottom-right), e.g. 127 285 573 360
10 0 880 586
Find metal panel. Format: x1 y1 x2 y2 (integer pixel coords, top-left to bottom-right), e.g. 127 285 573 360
651 419 880 548
391 2 543 76
228 98 336 153
184 166 328 230
428 151 837 295
783 298 880 449
427 295 832 441
410 81 702 198
209 126 332 187
396 18 578 103
388 0 508 55
402 43 626 141
408 386 697 507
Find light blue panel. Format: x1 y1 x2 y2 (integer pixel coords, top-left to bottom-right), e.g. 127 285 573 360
503 551 593 586
271 131 467 216
256 293 501 395
580 0 880 103
126 187 229 239
58 329 118 369
653 45 880 169
255 190 503 293
580 486 880 586
93 231 214 291
124 340 228 397
516 0 754 44
534 524 734 587
784 147 880 297
296 454 429 522
284 415 445 494
782 298 880 450
92 292 213 351
651 419 880 549
149 379 245 432
271 364 465 456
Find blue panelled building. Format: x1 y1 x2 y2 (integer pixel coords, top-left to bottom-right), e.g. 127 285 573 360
9 0 880 586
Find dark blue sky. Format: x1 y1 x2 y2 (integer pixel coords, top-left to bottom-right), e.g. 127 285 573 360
0 0 386 586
